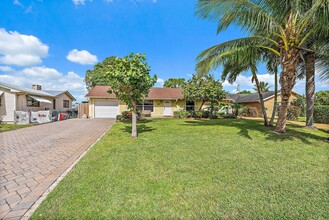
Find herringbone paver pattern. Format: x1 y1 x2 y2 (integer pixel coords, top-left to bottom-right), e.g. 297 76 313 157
0 119 114 219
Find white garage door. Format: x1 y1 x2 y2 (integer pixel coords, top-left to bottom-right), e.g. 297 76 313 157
94 100 119 118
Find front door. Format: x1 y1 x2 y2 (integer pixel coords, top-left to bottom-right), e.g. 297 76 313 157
163 101 172 116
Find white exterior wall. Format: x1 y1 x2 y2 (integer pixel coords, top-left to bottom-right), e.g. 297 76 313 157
0 92 16 122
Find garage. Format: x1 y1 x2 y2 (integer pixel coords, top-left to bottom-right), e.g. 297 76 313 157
94 100 119 118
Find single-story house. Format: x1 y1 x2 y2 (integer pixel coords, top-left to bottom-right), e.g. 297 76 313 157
0 82 76 123
86 86 208 118
222 91 300 117
86 86 300 118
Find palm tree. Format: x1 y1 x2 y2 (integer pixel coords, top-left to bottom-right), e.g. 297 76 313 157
220 47 270 125
253 81 270 92
195 0 329 133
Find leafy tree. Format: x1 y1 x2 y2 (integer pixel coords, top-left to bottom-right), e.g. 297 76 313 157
163 78 186 88
253 81 270 92
183 73 226 111
237 90 252 94
195 0 329 133
86 53 157 138
85 57 118 90
315 90 329 106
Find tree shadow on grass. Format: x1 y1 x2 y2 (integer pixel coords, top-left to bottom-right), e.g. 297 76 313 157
183 119 328 145
121 120 156 135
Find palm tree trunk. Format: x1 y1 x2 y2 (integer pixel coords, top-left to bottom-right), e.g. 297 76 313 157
252 68 269 126
270 68 278 126
275 49 299 133
131 101 138 138
305 52 316 128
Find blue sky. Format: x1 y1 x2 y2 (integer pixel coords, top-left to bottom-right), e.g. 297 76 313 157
0 0 328 102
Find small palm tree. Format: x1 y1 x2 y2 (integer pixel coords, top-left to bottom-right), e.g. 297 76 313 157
253 81 270 92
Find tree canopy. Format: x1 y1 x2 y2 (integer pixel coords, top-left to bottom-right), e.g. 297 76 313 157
315 90 329 106
163 78 186 88
86 53 157 138
183 73 226 110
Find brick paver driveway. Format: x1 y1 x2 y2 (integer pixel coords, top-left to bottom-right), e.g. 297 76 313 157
0 119 114 219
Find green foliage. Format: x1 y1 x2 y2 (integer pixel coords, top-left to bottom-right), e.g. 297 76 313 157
87 53 157 111
241 106 258 117
118 111 142 122
183 73 226 110
315 90 329 106
291 96 306 116
173 110 191 119
163 78 185 88
287 106 301 121
85 56 118 90
254 81 270 92
238 90 252 94
314 105 329 124
192 110 203 119
223 114 236 119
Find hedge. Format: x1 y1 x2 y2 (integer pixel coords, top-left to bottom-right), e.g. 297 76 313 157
314 105 329 124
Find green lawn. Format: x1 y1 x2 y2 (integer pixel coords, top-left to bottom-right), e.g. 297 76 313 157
31 119 329 219
0 123 33 132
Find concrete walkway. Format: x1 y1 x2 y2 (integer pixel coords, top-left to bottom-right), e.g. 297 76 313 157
0 119 115 219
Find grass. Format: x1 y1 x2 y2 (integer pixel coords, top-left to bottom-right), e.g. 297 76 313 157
31 119 329 219
0 123 33 132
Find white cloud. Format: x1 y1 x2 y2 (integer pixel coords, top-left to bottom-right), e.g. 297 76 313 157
0 66 15 72
13 0 23 6
0 66 87 102
0 29 49 66
156 78 164 87
66 49 98 65
72 0 92 6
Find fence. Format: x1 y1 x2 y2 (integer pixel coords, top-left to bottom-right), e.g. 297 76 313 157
78 103 89 118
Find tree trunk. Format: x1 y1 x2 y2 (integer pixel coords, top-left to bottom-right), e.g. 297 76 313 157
275 48 299 133
252 68 269 126
199 100 206 111
270 68 278 126
305 52 315 128
131 101 138 138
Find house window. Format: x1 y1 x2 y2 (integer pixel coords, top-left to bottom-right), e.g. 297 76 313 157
27 96 40 107
53 99 56 109
136 100 154 112
63 100 70 108
186 100 195 111
143 100 154 112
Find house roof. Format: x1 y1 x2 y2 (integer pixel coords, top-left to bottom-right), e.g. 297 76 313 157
86 86 184 100
0 81 76 100
225 91 300 103
43 90 76 101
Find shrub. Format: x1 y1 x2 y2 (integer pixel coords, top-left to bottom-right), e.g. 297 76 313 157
314 105 329 124
241 106 258 117
287 105 300 121
173 110 191 118
116 115 123 121
202 110 211 118
192 111 203 119
119 110 142 122
223 114 236 119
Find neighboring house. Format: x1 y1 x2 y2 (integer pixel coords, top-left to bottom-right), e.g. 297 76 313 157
86 86 207 118
0 82 76 123
222 91 300 117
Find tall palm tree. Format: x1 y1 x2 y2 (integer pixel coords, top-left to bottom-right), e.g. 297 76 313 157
254 81 270 92
196 0 329 133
